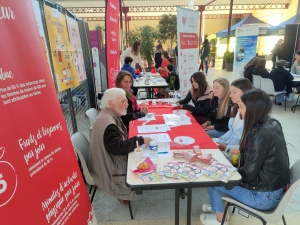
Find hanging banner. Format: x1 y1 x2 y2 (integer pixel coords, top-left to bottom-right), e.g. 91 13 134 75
177 7 199 98
0 0 97 224
66 16 87 82
31 0 52 77
233 26 259 80
44 5 79 92
105 0 120 88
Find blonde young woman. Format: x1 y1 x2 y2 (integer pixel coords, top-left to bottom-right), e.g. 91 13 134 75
120 41 143 69
201 78 232 138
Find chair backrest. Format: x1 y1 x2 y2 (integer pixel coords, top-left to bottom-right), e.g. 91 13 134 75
71 132 95 185
260 78 275 95
272 159 300 221
252 75 261 89
85 108 99 126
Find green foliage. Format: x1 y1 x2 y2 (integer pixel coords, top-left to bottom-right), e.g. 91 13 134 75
128 25 157 67
224 51 234 63
157 14 177 50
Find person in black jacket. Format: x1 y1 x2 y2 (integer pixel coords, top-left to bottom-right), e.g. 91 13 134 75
177 72 213 125
201 78 232 138
199 39 210 74
200 89 290 225
115 71 148 130
154 44 163 70
244 57 260 83
271 39 283 69
270 60 294 105
252 58 270 79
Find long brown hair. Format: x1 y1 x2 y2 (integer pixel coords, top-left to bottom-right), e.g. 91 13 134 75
255 58 266 69
190 72 207 99
115 70 133 87
230 78 253 118
244 57 259 72
239 89 272 153
213 78 230 118
131 41 140 56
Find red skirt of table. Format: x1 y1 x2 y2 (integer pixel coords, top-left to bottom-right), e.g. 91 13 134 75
129 106 217 150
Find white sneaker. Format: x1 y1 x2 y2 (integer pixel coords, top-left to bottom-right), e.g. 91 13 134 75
202 204 230 219
200 213 229 225
286 93 295 102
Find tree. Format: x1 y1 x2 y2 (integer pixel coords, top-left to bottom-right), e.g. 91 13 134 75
157 14 177 51
128 25 157 68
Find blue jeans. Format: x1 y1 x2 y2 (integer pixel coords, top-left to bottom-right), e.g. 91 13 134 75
204 60 208 74
207 186 285 212
206 129 226 138
277 87 286 103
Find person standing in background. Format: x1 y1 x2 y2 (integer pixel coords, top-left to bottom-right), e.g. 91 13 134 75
211 43 217 67
158 51 170 79
271 39 283 69
154 44 163 71
120 41 143 70
200 39 210 74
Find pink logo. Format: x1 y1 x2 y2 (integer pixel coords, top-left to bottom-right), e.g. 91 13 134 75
182 17 187 25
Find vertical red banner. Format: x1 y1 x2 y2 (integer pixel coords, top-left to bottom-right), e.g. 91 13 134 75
105 0 120 88
0 0 96 224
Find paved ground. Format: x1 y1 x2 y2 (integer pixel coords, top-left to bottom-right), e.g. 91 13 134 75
92 60 300 225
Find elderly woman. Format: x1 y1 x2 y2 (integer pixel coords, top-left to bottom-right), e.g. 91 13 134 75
89 88 151 204
115 71 148 130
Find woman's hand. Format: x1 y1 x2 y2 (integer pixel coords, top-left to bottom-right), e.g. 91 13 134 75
217 143 227 151
206 125 214 130
143 137 151 147
140 107 148 114
158 67 161 71
201 121 209 129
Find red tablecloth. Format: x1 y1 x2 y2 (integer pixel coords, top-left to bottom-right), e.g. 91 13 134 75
129 105 217 150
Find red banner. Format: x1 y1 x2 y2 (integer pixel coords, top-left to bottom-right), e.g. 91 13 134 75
0 0 96 224
180 32 199 49
105 0 120 88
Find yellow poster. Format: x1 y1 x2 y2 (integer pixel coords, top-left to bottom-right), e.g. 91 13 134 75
44 5 79 92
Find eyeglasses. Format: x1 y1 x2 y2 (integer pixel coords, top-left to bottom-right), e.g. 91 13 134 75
114 99 128 104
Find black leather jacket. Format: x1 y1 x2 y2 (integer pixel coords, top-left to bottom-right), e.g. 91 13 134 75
238 117 290 191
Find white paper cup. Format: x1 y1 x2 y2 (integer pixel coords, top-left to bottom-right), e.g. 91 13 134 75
134 148 143 163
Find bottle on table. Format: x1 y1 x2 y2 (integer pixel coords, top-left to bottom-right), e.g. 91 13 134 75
231 149 240 166
149 139 158 161
173 91 178 102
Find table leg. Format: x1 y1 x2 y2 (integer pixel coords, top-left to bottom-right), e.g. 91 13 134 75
175 189 180 225
187 188 192 225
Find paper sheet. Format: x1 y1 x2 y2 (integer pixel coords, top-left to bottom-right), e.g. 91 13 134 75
137 124 170 133
138 113 156 121
138 133 172 142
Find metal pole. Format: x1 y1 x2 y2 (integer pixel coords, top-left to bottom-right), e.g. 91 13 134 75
226 0 234 52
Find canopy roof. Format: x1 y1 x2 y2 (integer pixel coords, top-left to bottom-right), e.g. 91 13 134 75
216 14 278 37
277 14 300 28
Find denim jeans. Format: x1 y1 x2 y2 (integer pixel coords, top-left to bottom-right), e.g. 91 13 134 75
277 87 286 103
206 129 226 138
207 186 285 212
204 60 209 74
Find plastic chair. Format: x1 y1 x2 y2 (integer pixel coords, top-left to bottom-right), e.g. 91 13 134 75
252 75 261 89
260 78 287 111
85 108 99 126
220 159 300 225
71 132 97 202
71 132 134 219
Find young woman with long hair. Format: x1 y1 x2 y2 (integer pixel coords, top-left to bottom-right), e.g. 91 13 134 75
177 72 213 125
216 78 252 156
244 57 260 83
200 89 290 225
158 51 169 78
201 78 232 138
120 41 143 69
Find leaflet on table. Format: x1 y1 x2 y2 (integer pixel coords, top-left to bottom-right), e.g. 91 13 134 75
163 114 192 126
138 113 156 121
137 124 170 133
202 161 237 183
138 133 172 142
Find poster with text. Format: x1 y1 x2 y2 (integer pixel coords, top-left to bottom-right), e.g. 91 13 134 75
66 16 87 82
177 7 199 98
233 26 259 80
0 0 97 224
105 0 120 88
31 0 52 77
44 5 79 92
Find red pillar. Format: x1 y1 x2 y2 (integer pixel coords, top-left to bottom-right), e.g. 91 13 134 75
127 16 131 47
122 7 129 47
198 5 205 51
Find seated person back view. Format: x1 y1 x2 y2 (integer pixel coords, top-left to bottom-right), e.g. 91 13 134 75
88 88 151 204
252 58 270 78
243 57 260 83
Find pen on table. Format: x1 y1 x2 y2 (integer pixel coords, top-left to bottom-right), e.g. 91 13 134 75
158 151 169 154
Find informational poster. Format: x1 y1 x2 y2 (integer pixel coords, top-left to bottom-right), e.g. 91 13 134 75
0 0 97 224
177 7 199 98
66 16 87 82
233 26 259 80
105 0 120 88
31 0 52 77
44 5 79 92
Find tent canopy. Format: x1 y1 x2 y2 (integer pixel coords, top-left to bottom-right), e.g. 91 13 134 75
216 14 278 37
277 14 300 28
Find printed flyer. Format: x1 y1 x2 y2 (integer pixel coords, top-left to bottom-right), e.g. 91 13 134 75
0 0 97 224
44 5 79 92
